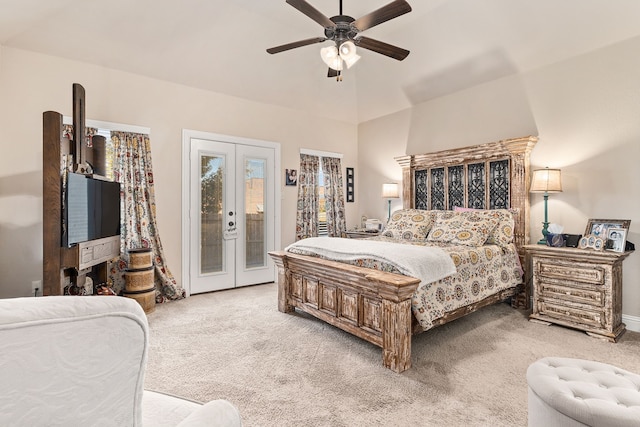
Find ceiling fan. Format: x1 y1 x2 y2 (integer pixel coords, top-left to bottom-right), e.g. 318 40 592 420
266 0 412 80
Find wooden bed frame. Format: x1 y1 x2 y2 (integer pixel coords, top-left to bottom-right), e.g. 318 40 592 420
269 136 537 372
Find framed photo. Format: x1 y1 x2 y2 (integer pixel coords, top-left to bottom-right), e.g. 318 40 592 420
606 228 627 253
584 219 630 239
285 169 297 186
584 218 630 253
346 167 354 202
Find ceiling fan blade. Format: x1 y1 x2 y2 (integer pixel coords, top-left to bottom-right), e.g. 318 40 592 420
355 36 410 61
286 0 335 28
352 0 412 32
267 37 327 54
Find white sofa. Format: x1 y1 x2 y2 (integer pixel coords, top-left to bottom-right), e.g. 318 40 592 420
0 295 242 426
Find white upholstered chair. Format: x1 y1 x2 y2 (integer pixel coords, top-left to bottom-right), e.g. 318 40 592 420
0 295 241 426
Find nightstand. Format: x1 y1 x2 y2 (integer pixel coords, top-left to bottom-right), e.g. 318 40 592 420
524 245 633 342
344 229 380 239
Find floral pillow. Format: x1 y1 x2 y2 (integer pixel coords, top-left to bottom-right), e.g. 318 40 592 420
453 207 516 247
381 209 434 241
426 210 500 247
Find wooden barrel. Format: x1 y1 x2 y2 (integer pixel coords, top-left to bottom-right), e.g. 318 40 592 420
124 266 154 292
123 287 156 314
128 248 153 270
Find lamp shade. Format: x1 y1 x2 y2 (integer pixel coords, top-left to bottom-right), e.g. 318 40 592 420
339 41 360 68
382 183 400 198
320 46 343 71
530 168 562 193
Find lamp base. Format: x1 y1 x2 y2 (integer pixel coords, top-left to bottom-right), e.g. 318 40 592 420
538 220 549 245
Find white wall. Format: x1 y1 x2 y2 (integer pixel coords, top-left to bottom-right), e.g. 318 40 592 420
358 35 640 319
0 46 358 298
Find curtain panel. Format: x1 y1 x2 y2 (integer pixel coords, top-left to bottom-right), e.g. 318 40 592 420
110 131 185 302
321 156 346 237
295 154 320 241
62 124 98 144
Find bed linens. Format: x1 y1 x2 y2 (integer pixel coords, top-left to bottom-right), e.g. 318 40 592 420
285 236 522 331
286 237 456 286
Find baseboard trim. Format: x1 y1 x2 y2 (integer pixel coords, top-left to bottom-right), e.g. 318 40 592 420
623 314 640 333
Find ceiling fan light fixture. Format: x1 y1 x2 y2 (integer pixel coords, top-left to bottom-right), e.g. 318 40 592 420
338 41 360 68
268 0 412 80
339 41 356 57
320 45 343 71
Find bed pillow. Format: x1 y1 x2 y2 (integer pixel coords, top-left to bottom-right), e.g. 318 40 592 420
453 207 516 247
427 210 499 247
381 209 434 241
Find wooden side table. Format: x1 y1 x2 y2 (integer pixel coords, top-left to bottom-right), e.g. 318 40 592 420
344 229 380 239
524 245 633 342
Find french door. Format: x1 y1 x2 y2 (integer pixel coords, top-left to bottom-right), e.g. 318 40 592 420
184 133 278 294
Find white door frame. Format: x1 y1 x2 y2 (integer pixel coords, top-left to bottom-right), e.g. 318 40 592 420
181 129 281 296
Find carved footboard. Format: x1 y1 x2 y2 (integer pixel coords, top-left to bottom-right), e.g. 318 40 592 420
269 250 420 373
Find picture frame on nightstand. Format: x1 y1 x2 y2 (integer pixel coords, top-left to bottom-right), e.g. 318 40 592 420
584 218 630 239
606 228 627 253
584 218 630 253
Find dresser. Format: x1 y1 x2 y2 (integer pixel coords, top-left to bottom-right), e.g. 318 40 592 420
524 245 633 342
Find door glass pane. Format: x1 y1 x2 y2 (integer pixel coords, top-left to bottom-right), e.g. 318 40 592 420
245 158 266 268
201 154 224 274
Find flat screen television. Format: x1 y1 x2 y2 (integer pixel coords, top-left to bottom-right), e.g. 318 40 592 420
63 172 121 247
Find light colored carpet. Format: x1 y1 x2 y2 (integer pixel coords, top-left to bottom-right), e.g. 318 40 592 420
144 283 640 426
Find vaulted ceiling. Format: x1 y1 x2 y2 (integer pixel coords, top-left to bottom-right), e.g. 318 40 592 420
2 0 640 124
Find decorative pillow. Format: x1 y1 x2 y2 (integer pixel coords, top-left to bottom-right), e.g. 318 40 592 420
427 210 499 247
381 209 434 241
486 209 516 247
453 207 516 247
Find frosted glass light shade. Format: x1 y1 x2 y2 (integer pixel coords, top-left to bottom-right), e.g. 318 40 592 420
382 183 400 198
320 46 343 71
530 168 563 193
339 41 360 68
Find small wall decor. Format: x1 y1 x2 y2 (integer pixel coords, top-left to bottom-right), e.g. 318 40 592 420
346 167 354 202
285 169 297 186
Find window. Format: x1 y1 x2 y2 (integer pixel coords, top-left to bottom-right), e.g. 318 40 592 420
296 149 346 240
95 128 115 181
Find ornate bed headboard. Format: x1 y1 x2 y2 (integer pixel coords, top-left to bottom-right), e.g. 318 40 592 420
396 136 537 306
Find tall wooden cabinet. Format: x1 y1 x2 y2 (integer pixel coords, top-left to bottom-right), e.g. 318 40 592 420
42 85 120 296
525 245 633 342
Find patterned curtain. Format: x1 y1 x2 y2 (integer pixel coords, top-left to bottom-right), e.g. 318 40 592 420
62 124 98 145
295 154 320 241
321 156 346 237
109 131 185 302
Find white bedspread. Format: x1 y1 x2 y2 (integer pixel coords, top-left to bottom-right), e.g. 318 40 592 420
285 237 456 285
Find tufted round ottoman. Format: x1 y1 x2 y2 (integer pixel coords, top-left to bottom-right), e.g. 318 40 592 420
527 357 640 426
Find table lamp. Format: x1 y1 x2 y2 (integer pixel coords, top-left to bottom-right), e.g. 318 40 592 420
530 167 562 244
382 183 399 221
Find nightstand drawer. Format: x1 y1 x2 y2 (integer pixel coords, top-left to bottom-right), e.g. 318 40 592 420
537 300 604 329
539 282 604 307
535 260 605 285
